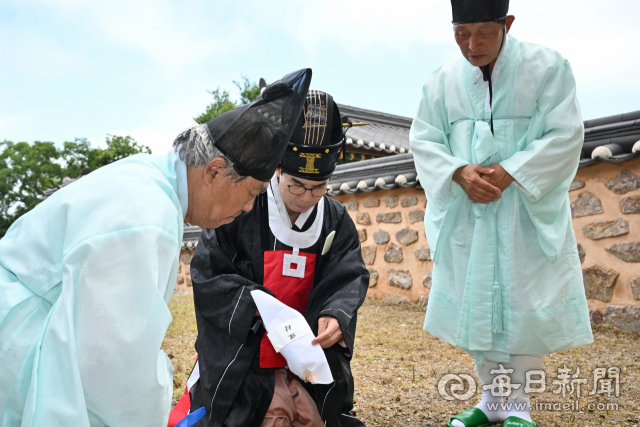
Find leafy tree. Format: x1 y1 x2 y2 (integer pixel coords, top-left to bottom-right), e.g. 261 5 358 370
194 75 261 124
0 135 150 237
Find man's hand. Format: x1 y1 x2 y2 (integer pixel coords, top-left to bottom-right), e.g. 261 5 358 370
482 164 514 192
311 316 342 349
452 165 502 204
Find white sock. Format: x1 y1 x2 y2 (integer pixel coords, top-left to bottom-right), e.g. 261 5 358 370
451 392 505 427
506 396 531 422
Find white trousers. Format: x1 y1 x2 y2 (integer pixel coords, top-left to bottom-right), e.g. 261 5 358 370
475 355 544 400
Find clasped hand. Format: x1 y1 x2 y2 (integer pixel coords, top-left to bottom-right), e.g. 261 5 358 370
452 164 514 204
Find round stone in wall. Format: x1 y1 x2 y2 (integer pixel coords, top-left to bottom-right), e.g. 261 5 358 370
569 180 585 191
605 170 640 194
357 229 367 243
373 230 390 244
181 253 192 264
423 270 432 288
367 267 378 288
603 305 640 333
361 245 377 265
621 195 640 214
345 201 359 211
388 268 412 290
631 277 640 300
377 212 402 224
607 242 640 262
577 244 585 264
385 195 398 208
415 246 432 261
582 218 629 240
409 210 425 224
418 295 429 310
582 264 619 302
570 192 603 218
401 197 418 207
356 212 372 225
363 199 380 208
396 229 418 246
384 243 403 263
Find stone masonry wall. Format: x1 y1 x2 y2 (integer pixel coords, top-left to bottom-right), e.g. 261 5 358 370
174 250 194 291
334 187 431 306
173 160 640 331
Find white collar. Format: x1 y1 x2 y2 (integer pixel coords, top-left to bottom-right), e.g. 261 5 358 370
270 173 316 230
170 150 189 220
267 173 324 249
472 35 508 112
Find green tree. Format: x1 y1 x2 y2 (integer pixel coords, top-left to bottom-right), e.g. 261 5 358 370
0 135 151 237
193 75 261 124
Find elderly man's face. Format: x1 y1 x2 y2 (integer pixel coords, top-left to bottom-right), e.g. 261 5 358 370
187 159 268 229
454 15 514 68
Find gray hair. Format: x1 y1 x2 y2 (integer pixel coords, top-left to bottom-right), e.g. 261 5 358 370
172 124 246 182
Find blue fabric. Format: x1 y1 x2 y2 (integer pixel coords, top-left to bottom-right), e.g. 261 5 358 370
0 153 184 426
410 35 593 362
175 407 206 427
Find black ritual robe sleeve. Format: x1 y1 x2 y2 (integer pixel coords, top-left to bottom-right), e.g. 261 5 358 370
190 196 369 427
308 202 369 355
191 220 275 427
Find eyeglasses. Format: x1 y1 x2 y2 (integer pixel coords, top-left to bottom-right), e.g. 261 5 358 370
285 176 329 197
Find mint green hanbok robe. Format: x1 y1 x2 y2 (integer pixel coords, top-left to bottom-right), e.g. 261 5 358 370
0 152 186 426
410 35 593 364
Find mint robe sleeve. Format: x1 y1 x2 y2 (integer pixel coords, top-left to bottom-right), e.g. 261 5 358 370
410 80 470 211
45 226 178 427
500 58 584 202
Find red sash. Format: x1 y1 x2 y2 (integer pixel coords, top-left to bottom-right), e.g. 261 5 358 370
260 250 316 368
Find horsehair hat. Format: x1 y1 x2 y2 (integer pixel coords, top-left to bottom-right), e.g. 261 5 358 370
204 68 312 182
279 90 345 181
451 0 509 25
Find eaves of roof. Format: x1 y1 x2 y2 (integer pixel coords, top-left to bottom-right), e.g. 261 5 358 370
339 104 413 154
580 110 640 166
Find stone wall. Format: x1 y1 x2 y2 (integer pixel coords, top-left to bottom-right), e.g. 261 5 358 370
333 158 640 331
334 187 431 305
174 250 194 291
572 158 640 331
173 160 640 331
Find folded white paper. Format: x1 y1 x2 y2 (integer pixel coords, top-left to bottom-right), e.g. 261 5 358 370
251 290 334 384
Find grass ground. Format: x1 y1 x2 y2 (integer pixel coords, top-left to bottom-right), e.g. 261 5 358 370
163 292 640 426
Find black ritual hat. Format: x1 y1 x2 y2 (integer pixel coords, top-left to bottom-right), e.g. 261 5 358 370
451 0 509 25
204 68 312 182
279 90 345 181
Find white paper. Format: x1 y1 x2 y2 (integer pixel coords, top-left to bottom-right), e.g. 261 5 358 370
251 290 334 384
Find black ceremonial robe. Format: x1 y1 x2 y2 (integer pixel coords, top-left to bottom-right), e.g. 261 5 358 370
189 189 369 427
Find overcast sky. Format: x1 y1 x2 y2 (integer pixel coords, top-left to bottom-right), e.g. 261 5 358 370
2 0 639 154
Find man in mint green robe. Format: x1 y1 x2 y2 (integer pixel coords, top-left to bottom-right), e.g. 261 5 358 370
410 2 592 426
0 68 311 427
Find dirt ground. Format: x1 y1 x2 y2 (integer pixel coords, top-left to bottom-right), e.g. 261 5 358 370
163 292 640 426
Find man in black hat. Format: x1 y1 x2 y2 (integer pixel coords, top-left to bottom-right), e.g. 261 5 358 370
410 1 592 427
0 69 311 427
174 90 369 427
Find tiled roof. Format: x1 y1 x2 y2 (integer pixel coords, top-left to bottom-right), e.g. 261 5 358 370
181 224 201 250
327 153 419 196
580 110 640 166
338 104 412 154
39 108 640 243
